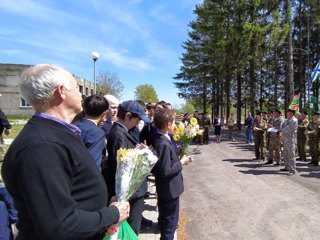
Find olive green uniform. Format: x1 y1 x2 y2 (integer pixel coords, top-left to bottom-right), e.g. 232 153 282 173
307 119 320 165
253 117 268 161
297 117 309 161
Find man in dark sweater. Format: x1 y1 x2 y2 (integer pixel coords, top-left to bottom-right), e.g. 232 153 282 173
1 64 129 240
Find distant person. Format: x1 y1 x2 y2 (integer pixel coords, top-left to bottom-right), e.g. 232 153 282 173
214 114 222 143
296 109 309 162
0 109 11 145
201 112 211 144
244 112 253 144
1 64 129 240
227 113 236 140
279 109 298 175
74 94 109 170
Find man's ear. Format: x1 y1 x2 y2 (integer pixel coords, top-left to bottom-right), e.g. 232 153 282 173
52 85 65 104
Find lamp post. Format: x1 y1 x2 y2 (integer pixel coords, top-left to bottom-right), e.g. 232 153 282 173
91 51 100 94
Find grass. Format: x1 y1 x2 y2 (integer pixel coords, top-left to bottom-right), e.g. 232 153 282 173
3 124 25 140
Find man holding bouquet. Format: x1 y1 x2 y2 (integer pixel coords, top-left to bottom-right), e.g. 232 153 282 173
106 100 151 235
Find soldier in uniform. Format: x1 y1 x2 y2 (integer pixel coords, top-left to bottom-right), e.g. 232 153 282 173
296 109 309 162
201 112 211 144
266 111 274 150
253 111 268 161
279 108 298 175
266 109 284 165
306 111 320 166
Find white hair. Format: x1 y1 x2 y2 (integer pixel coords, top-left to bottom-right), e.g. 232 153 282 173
20 64 72 106
103 94 119 105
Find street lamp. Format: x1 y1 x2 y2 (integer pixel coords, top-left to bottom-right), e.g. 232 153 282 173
91 51 100 94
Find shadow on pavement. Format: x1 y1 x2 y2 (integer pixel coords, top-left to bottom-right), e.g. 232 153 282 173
238 169 286 175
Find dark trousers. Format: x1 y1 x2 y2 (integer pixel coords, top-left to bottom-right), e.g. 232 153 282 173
128 196 144 235
158 197 179 240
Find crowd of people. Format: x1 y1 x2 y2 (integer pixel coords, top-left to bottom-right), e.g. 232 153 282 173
0 64 193 240
250 107 320 176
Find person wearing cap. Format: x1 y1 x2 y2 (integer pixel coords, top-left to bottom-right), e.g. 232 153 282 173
306 110 320 166
296 109 309 162
279 108 298 175
266 108 285 165
253 111 268 161
106 100 151 235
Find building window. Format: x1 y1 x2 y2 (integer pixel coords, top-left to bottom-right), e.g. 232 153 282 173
79 85 83 94
20 97 32 108
91 89 94 95
85 87 88 96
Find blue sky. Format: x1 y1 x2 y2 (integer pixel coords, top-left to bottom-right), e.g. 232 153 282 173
0 0 202 107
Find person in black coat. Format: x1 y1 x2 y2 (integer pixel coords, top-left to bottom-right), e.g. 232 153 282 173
0 108 11 144
106 100 151 235
152 108 192 240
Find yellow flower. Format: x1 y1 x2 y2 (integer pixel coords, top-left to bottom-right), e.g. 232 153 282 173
117 148 130 161
197 129 204 135
178 122 185 134
173 134 181 141
190 117 198 125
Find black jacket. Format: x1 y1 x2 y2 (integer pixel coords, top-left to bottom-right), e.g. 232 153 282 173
152 131 184 199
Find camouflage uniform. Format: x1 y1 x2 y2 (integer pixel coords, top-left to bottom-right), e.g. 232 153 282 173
253 117 268 161
297 117 309 161
266 117 274 149
281 115 298 173
307 119 320 165
268 117 284 164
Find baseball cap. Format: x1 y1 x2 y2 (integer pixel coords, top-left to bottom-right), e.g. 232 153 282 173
120 100 151 123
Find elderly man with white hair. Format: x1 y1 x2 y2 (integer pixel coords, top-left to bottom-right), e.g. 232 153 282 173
1 64 129 240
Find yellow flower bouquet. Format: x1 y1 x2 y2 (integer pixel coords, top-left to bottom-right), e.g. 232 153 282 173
104 147 158 240
173 117 203 157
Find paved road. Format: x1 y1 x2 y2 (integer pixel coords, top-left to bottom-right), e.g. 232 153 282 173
181 133 320 240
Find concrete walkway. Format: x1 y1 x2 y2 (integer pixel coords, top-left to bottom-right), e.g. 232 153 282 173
139 175 177 240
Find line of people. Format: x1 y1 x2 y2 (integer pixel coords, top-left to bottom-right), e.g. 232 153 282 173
0 64 193 240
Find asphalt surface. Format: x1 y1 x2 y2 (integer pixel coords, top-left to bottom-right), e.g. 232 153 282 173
181 130 320 240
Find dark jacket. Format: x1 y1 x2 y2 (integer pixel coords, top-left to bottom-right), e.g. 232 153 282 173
0 108 11 131
152 131 184 199
74 118 105 169
1 116 119 240
106 122 147 199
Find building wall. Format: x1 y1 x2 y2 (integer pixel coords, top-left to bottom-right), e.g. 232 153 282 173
0 63 94 116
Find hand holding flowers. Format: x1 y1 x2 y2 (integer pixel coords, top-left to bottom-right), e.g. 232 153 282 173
173 117 203 157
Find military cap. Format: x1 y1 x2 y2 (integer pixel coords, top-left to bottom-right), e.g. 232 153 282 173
274 108 281 114
255 110 261 115
312 110 320 115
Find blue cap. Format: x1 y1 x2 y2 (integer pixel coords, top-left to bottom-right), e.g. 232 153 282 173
120 100 151 123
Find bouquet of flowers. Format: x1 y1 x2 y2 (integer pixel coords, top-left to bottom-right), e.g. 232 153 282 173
173 117 203 157
104 146 158 240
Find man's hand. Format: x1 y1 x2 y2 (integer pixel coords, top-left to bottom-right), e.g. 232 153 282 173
110 201 130 224
180 155 193 165
4 129 11 135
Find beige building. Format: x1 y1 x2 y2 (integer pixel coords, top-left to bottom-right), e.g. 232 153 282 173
0 63 94 116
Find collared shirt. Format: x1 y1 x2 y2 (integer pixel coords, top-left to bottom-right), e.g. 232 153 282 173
34 112 81 136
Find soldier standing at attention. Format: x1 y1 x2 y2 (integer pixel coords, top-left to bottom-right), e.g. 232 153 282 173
279 109 298 175
306 111 320 166
266 109 284 165
253 111 268 161
296 109 309 162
